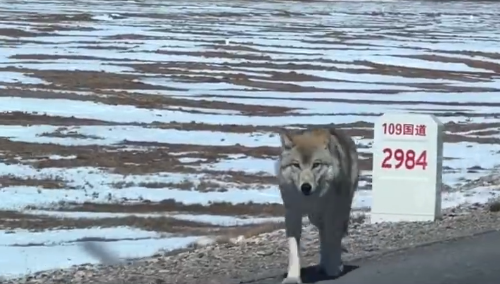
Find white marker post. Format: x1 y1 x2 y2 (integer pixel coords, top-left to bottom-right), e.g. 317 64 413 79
371 113 443 223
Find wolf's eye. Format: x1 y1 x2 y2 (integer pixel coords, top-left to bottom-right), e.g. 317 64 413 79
291 162 301 169
312 162 321 169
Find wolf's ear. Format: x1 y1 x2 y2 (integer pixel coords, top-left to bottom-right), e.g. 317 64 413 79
279 131 294 150
313 128 331 149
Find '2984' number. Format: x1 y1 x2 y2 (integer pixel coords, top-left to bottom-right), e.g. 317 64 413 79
381 148 428 170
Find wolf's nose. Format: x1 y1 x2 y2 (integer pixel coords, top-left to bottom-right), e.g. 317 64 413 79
301 183 312 195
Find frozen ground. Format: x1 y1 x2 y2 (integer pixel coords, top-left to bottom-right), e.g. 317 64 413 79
1 0 500 279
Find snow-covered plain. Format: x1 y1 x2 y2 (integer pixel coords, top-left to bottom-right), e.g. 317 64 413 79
1 0 500 278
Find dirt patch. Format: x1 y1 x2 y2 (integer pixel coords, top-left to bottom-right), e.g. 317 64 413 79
399 54 500 74
28 70 177 90
0 84 295 115
352 60 492 82
0 111 121 126
0 210 229 233
0 139 276 185
25 13 96 23
36 200 286 217
112 168 276 187
99 90 295 115
111 179 240 192
28 147 186 174
442 50 500 61
149 121 374 135
32 25 97 32
0 138 120 161
444 122 500 133
445 134 500 144
121 63 422 93
0 28 55 37
194 91 500 108
129 62 332 82
103 34 166 40
469 129 500 137
111 180 196 190
0 209 284 236
202 43 324 56
73 44 132 51
9 54 132 62
38 128 104 140
0 175 68 189
156 49 274 61
121 140 280 159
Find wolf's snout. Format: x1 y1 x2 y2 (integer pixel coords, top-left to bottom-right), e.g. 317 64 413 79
301 183 312 195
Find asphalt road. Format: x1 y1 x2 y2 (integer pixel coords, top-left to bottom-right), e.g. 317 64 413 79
243 230 500 284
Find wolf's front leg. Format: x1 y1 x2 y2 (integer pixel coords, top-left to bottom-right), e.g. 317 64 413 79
318 213 344 278
282 209 303 284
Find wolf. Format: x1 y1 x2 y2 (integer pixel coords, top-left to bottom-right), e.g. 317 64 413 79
275 127 359 284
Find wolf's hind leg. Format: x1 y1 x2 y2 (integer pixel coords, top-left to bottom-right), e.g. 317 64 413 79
282 210 303 284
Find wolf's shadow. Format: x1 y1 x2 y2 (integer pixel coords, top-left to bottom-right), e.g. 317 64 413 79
283 264 359 283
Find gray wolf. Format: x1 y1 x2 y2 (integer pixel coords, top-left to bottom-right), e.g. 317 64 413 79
276 127 359 284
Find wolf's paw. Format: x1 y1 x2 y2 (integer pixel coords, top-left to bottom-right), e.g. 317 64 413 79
282 276 302 284
319 262 344 278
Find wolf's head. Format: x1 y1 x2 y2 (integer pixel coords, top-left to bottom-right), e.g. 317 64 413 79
276 128 340 197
